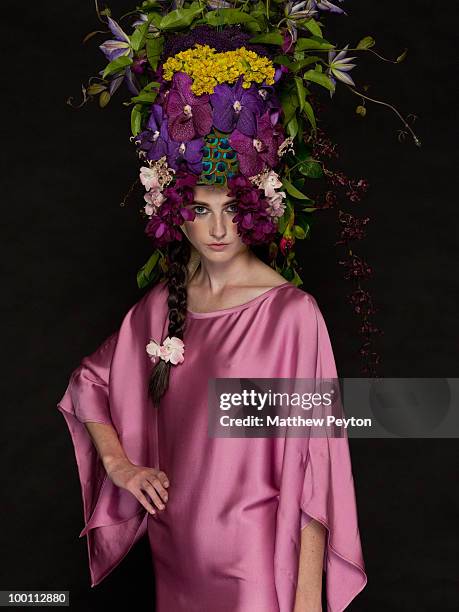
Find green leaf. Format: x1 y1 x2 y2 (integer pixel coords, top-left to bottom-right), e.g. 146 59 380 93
99 91 111 108
102 55 132 79
130 92 158 104
206 9 259 29
147 11 163 28
295 140 312 161
356 36 375 50
302 18 322 38
303 69 335 92
290 56 322 72
131 104 143 136
282 178 310 200
86 83 107 95
298 160 323 178
286 115 298 139
137 250 162 289
294 76 306 112
303 99 316 130
295 36 334 51
291 267 304 287
146 36 164 71
130 22 148 52
280 87 299 125
277 199 293 234
273 54 294 68
129 81 160 105
141 1 162 10
159 4 203 30
250 32 284 45
293 224 306 239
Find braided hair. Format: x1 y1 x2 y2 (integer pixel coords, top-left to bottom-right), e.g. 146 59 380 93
148 238 191 406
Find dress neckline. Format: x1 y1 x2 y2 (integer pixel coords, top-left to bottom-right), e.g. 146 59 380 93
186 281 292 318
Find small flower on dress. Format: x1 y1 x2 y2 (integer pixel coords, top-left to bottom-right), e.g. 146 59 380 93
146 336 185 365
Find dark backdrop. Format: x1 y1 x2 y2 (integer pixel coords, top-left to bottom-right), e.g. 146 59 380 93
1 1 457 610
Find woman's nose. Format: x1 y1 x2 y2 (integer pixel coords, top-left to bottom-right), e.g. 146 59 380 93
209 215 227 238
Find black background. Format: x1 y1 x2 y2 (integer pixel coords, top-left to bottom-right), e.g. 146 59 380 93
1 0 457 610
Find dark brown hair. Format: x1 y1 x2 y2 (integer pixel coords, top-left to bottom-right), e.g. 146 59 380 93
148 238 191 407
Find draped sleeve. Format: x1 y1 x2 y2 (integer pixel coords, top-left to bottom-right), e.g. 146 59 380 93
55 282 170 587
57 331 119 535
274 292 368 612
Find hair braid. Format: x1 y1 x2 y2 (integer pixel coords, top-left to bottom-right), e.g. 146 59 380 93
148 239 191 407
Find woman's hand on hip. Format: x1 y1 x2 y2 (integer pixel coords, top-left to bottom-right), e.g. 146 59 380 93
106 459 170 515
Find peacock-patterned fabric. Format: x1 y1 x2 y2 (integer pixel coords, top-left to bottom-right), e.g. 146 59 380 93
199 129 239 186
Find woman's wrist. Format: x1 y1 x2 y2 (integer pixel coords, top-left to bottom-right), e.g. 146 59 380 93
103 455 132 476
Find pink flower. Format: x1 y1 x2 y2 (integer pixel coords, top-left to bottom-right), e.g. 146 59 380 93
266 192 286 218
143 189 166 216
250 169 286 218
146 336 185 365
140 166 162 191
280 235 295 256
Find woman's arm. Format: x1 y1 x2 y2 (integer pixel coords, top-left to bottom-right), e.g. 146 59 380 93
84 421 130 474
84 421 169 514
293 518 326 612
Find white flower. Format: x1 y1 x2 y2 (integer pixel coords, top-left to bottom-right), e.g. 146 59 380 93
260 170 283 198
146 336 185 365
139 166 161 191
139 157 175 192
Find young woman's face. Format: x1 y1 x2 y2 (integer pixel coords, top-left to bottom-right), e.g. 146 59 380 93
181 185 246 259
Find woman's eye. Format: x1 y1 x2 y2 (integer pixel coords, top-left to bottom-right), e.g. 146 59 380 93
194 206 208 215
226 204 238 213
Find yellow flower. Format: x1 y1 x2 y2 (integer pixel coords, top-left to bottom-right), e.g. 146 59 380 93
161 45 276 95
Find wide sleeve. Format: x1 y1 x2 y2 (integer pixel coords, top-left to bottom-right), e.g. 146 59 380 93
299 296 368 611
56 331 119 535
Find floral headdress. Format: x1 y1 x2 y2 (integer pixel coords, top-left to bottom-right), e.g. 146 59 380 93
70 1 420 376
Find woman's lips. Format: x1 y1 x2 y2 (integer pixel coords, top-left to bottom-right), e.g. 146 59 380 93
207 243 229 250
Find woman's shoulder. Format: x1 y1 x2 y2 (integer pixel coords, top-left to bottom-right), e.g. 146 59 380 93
273 282 321 312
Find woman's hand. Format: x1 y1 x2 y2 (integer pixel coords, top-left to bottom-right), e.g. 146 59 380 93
106 458 170 515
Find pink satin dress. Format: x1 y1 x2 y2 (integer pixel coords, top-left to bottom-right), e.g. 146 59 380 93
57 280 367 611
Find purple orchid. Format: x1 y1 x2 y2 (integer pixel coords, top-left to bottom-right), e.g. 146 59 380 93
135 105 170 161
144 174 197 248
230 112 285 177
227 176 278 245
167 138 204 175
165 72 213 142
211 78 265 137
145 196 195 247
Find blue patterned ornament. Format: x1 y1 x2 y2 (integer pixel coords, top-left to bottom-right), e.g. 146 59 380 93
198 129 239 187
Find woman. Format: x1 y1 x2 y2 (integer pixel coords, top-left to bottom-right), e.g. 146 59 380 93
57 180 367 611
57 17 367 612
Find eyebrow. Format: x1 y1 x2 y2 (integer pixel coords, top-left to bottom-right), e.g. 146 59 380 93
192 199 237 206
